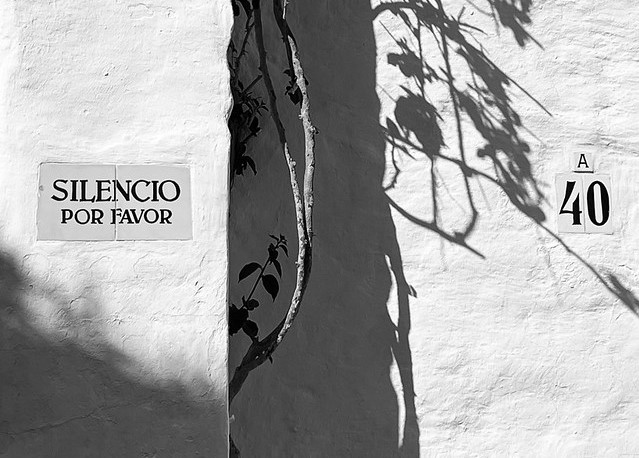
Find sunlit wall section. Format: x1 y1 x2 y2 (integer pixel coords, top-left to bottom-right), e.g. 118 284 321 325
0 1 231 456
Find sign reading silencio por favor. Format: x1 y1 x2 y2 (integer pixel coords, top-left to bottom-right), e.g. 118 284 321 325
37 164 192 240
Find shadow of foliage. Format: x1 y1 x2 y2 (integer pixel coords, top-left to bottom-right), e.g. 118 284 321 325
376 0 547 257
0 250 223 457
373 0 639 454
229 1 639 456
375 0 638 309
608 274 639 316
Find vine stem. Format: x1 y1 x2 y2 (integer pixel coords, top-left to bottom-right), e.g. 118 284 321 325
241 74 262 95
229 0 316 405
233 13 254 72
241 241 283 306
277 0 315 344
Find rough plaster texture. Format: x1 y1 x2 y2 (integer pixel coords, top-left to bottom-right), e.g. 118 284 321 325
230 0 639 456
0 1 231 456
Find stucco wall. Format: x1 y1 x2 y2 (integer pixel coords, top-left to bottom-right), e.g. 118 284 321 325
230 0 639 456
0 1 231 457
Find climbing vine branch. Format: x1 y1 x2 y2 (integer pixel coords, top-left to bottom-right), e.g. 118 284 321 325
229 0 316 405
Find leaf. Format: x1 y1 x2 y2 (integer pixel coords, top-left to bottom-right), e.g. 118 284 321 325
387 51 423 79
242 320 259 340
386 117 401 138
230 104 243 120
245 299 260 310
229 305 248 335
237 0 251 15
280 244 289 257
238 262 261 282
288 88 302 105
249 117 260 134
268 243 278 261
262 274 279 301
397 10 411 25
273 259 282 277
244 156 257 175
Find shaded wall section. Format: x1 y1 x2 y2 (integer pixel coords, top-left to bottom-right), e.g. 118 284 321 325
230 0 639 456
230 1 416 456
0 0 231 456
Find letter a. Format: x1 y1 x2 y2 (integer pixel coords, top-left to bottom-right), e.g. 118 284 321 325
577 154 589 169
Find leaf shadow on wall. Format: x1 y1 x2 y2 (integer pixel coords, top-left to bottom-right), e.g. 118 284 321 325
375 0 639 316
373 1 548 455
0 250 223 458
228 0 639 456
378 0 546 246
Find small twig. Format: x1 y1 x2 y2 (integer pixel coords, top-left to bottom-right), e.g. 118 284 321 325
272 0 295 78
241 74 263 95
234 12 255 72
245 256 270 303
434 0 478 237
239 130 259 145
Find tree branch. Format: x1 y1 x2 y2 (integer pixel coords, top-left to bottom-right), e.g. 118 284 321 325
277 0 316 344
229 0 316 405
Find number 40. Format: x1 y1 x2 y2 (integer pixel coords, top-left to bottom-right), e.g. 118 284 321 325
560 180 610 226
557 174 612 234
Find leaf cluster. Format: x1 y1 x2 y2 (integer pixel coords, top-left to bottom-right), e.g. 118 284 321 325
229 234 288 341
228 3 266 180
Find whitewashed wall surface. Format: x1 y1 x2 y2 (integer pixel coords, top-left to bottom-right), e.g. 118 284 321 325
229 0 639 456
0 0 232 457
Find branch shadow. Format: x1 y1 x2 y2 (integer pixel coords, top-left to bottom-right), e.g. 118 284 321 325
0 248 222 457
228 0 639 456
375 0 638 305
375 1 639 453
229 2 419 455
378 0 546 250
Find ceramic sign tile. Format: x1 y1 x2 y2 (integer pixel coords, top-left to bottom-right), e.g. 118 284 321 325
556 173 613 234
582 174 613 234
38 163 117 241
37 163 193 241
572 152 595 173
115 165 192 241
556 173 585 233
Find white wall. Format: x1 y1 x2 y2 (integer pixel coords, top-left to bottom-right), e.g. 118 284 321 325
230 1 639 456
0 0 231 456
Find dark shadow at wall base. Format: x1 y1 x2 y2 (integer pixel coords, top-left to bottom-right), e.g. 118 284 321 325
0 252 224 458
